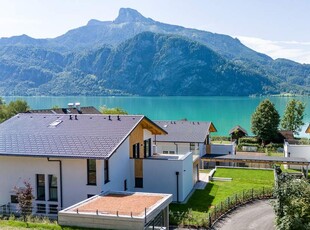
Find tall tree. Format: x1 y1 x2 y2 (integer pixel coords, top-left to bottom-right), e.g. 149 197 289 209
0 99 30 123
251 99 280 144
281 99 305 135
100 106 128 114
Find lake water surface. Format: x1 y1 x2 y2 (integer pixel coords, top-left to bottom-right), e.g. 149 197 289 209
3 96 310 137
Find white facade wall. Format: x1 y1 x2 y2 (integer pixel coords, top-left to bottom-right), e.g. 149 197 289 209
199 143 206 157
62 158 102 208
0 156 102 211
0 138 132 211
284 142 310 162
181 153 194 199
155 142 201 155
211 143 235 155
138 152 194 202
103 138 133 192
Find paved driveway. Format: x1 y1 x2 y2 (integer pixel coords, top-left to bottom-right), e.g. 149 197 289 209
213 200 275 230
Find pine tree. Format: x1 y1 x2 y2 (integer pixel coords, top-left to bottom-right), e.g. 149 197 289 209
281 99 305 135
251 99 280 144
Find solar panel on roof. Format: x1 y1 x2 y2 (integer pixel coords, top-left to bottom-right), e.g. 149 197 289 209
48 119 63 128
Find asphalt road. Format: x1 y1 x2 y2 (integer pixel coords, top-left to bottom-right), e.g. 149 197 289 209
212 200 275 230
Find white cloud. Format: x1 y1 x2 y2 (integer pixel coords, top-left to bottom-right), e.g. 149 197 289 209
236 36 310 64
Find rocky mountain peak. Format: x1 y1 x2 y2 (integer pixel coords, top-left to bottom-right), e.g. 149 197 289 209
114 8 153 24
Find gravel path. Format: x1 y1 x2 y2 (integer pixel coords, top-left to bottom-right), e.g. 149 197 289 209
212 200 275 230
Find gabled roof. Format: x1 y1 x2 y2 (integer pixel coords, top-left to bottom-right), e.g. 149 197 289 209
278 130 295 140
229 125 248 135
154 120 217 143
0 113 165 159
27 106 101 114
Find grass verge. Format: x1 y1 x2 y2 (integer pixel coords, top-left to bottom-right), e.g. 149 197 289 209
170 168 274 226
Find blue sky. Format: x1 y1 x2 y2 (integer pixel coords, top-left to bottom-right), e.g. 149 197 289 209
1 0 310 63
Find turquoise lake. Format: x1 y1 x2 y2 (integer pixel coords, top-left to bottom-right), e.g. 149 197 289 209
3 96 310 137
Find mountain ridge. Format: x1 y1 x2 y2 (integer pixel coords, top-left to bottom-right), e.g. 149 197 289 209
0 8 309 96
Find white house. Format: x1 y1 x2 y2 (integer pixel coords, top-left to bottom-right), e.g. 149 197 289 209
284 140 310 170
154 120 217 156
0 113 195 216
153 121 236 169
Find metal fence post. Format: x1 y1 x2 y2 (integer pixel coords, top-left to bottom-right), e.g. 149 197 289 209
220 201 223 213
263 187 264 197
242 190 245 202
208 212 211 228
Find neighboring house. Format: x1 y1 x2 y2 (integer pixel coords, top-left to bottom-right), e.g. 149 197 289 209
229 125 247 143
154 120 217 156
0 113 195 216
27 103 100 115
154 120 235 169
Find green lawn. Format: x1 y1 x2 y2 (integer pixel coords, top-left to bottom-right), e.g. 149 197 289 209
170 168 274 226
0 219 99 230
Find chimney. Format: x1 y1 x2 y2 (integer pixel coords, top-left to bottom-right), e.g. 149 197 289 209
69 115 72 120
109 115 111 121
117 115 120 121
75 115 78 120
75 102 81 112
68 103 74 109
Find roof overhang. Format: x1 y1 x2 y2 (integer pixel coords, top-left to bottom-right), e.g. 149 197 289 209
141 117 168 135
209 122 217 132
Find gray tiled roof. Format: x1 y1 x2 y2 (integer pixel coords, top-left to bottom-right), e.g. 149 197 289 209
154 120 212 143
0 113 144 159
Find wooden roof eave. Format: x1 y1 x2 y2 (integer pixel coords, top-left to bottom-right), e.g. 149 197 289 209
305 124 310 134
141 117 168 135
209 122 217 133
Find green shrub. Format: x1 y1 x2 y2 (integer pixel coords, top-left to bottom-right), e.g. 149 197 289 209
212 136 230 141
265 143 283 151
239 137 260 145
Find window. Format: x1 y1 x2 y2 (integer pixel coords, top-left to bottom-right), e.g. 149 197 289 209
36 203 46 214
49 204 58 214
48 175 58 201
87 194 95 198
10 195 18 204
135 178 143 188
87 159 96 185
133 143 140 158
104 159 109 184
124 179 127 191
190 143 195 152
36 174 45 200
163 151 168 154
169 150 175 154
144 138 152 158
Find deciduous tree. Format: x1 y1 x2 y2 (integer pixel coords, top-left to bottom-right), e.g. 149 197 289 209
100 106 128 114
281 99 305 135
13 180 34 220
251 99 280 144
273 173 310 230
0 99 30 122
